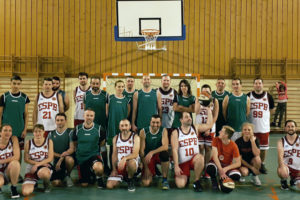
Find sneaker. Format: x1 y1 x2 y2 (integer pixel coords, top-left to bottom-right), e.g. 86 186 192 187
260 163 268 174
128 179 135 192
97 177 105 189
280 180 289 190
211 178 219 191
204 172 211 179
290 179 295 187
162 180 170 190
251 175 261 186
239 177 246 182
66 176 73 187
193 180 203 192
270 122 276 127
10 186 20 199
44 182 51 193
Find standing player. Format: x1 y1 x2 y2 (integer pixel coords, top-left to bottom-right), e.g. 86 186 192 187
277 120 300 191
0 75 30 167
106 119 140 192
52 76 70 112
172 79 196 128
140 115 170 189
248 78 275 174
22 124 54 196
123 76 137 123
33 78 64 134
0 125 21 198
158 75 177 129
212 78 229 136
206 126 241 191
223 78 250 141
49 113 75 187
171 111 213 191
72 109 106 187
73 72 90 127
132 75 162 132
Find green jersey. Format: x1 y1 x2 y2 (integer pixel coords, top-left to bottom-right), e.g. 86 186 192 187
0 92 30 137
123 89 137 123
72 123 105 164
226 93 248 132
144 126 164 155
172 95 196 128
84 90 108 129
137 89 157 129
107 94 130 145
212 90 230 134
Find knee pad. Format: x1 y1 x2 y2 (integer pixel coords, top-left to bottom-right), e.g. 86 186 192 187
206 164 217 178
159 151 169 162
230 174 241 181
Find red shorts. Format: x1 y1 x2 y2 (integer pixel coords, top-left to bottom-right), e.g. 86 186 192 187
145 153 161 176
177 155 197 177
289 167 300 183
198 132 215 146
254 132 269 150
117 159 139 177
74 119 84 128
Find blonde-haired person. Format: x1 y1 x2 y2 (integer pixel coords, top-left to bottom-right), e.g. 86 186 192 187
235 123 261 186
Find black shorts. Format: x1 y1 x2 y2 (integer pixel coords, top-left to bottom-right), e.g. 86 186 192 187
18 137 25 151
51 155 76 181
77 155 103 184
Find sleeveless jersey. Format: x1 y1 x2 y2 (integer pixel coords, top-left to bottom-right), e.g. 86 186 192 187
212 90 230 134
0 139 13 171
177 126 199 164
28 138 49 162
248 92 270 133
84 90 108 129
144 126 164 155
116 132 136 162
137 89 157 129
282 136 300 171
74 86 91 120
159 88 176 128
195 101 216 133
123 89 137 123
57 89 67 111
172 95 196 128
226 93 248 132
2 92 29 137
37 92 59 131
107 95 130 145
49 128 73 155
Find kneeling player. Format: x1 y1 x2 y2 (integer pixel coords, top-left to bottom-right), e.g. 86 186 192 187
106 119 140 192
206 126 241 192
172 111 213 191
0 125 21 198
22 124 54 196
140 115 170 189
277 120 300 191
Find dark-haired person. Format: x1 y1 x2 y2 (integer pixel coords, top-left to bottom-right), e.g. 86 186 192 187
123 76 137 123
223 78 250 141
140 115 170 189
33 78 64 136
73 72 90 127
52 76 70 112
0 124 21 198
271 81 288 128
171 79 196 129
49 113 75 187
206 125 241 191
277 120 300 191
247 78 275 174
22 124 54 196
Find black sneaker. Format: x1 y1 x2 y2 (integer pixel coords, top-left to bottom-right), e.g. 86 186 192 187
211 178 219 191
193 180 203 192
128 179 135 192
290 179 295 187
280 180 289 190
270 122 276 127
260 163 268 174
11 186 20 199
97 177 105 189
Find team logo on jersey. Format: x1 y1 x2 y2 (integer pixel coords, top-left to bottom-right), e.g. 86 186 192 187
296 143 299 147
8 145 12 150
169 94 173 98
263 98 267 101
52 97 56 101
219 155 224 161
191 132 194 135
129 140 132 144
54 135 56 138
44 145 47 149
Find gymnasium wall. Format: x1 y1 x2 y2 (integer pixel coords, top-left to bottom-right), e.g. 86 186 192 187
0 0 300 77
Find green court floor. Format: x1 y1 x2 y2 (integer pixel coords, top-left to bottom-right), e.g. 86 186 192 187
0 134 298 200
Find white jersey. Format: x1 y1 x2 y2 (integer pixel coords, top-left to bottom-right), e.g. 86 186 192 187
282 136 300 171
249 92 270 133
178 126 199 164
159 88 176 128
74 86 91 120
195 103 216 133
116 132 137 162
0 139 13 171
37 92 59 131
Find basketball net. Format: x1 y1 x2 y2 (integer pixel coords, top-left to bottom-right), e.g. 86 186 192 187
137 29 167 51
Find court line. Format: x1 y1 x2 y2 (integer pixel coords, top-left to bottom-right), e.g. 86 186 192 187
268 187 279 200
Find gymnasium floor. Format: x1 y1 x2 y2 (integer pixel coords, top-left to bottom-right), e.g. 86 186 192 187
0 134 298 200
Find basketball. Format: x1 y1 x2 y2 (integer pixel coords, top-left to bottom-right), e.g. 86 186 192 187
220 177 235 193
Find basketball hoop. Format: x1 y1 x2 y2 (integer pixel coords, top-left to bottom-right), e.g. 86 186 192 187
137 29 166 51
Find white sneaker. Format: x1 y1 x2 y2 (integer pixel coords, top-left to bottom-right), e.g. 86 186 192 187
65 176 73 187
239 177 246 182
251 175 261 186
